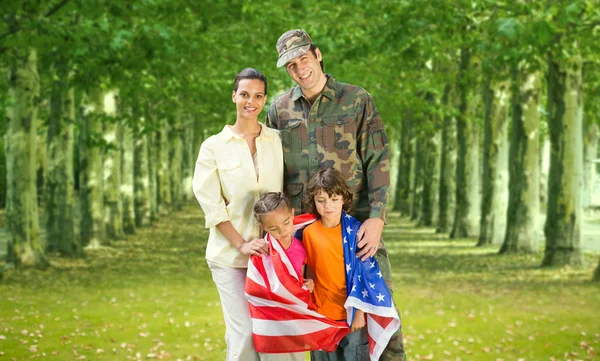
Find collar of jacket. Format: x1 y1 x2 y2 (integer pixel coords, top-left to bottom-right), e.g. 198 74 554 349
219 122 273 142
290 74 337 103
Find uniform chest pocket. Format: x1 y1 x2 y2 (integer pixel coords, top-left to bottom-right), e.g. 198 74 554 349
281 119 304 153
217 160 243 183
321 113 357 153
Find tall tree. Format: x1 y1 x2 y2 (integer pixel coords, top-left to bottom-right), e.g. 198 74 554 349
121 121 136 234
478 75 510 246
500 66 541 253
79 89 107 248
543 50 584 267
451 47 480 238
45 57 80 256
5 48 48 267
102 90 125 240
437 84 457 234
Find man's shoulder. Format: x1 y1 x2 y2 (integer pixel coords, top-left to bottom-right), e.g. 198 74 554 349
332 79 371 101
270 87 296 109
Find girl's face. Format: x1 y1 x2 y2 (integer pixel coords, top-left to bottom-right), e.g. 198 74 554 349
260 206 295 244
232 78 267 121
314 190 344 227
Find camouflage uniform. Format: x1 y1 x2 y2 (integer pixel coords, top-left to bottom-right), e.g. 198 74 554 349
266 74 406 361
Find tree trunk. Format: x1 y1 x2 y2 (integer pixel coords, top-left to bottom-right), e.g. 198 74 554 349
170 113 184 211
45 60 80 256
103 90 124 240
79 89 107 248
583 121 598 208
451 48 480 238
149 129 159 222
542 51 584 267
594 258 600 281
500 66 541 253
431 131 441 226
5 48 48 267
419 134 438 227
121 122 136 234
437 85 457 234
182 114 195 202
410 138 421 221
478 76 510 246
157 124 172 215
133 106 152 227
394 113 412 215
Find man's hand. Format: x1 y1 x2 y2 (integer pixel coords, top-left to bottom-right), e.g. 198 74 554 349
303 279 314 292
239 238 269 257
356 218 384 261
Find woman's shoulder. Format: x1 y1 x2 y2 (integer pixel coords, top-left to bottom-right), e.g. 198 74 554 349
260 123 280 137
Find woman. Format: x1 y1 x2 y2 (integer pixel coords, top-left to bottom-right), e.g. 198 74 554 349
192 68 283 361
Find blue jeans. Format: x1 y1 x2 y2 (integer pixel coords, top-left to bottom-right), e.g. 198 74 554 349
310 328 368 361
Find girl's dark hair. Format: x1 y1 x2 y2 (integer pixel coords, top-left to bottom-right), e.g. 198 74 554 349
233 67 268 95
308 44 324 71
254 192 292 223
303 167 353 216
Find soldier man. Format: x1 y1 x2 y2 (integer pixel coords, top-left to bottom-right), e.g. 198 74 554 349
266 29 406 360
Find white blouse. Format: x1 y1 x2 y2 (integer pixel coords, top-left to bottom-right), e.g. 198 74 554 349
192 123 283 268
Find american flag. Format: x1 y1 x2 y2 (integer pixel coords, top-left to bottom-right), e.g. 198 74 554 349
340 211 401 360
244 213 400 360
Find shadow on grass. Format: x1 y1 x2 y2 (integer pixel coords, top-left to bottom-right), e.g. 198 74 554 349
384 213 600 290
0 203 211 289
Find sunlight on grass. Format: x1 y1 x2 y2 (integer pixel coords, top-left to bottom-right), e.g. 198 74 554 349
1 207 599 361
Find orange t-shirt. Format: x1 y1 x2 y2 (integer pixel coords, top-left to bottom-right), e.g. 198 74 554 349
303 221 347 320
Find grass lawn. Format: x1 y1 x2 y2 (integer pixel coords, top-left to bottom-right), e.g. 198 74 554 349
1 204 599 361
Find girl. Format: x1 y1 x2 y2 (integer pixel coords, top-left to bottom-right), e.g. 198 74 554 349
251 192 313 361
193 68 283 361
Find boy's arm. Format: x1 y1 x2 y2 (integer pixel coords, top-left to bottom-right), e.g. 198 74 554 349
350 309 366 332
303 265 314 292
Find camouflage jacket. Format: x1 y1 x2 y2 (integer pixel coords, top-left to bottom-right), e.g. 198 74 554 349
266 75 390 223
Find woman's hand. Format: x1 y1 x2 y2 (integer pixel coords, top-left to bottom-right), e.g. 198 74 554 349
303 278 314 292
239 238 269 257
350 310 366 332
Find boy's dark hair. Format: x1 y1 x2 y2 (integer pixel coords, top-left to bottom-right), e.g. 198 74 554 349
254 192 292 223
233 67 268 95
303 167 353 216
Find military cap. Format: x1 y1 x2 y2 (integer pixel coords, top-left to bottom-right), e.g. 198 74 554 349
276 29 313 68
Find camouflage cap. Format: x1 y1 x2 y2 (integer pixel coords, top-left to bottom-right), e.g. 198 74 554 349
276 29 313 68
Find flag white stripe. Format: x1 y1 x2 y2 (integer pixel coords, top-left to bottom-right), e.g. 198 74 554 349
246 261 266 288
252 318 344 336
246 293 328 319
345 297 402 318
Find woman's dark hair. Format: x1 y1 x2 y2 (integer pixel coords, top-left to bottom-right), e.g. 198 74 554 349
254 192 292 223
233 68 268 95
303 167 353 216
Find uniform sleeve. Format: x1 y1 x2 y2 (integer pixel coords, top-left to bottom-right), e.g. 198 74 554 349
265 103 279 129
358 94 390 222
192 140 230 228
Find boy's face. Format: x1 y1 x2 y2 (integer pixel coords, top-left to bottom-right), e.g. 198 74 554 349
261 206 295 245
314 190 344 227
